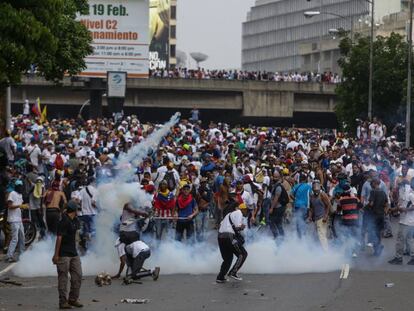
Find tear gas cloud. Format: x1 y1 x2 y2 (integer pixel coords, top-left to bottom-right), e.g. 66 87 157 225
14 112 348 277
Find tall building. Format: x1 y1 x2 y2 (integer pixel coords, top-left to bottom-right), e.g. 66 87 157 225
149 0 177 70
242 0 369 72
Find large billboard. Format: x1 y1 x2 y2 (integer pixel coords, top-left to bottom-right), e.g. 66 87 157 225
79 0 149 78
149 0 170 70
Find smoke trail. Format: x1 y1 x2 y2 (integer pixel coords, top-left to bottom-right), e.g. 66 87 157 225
14 113 181 277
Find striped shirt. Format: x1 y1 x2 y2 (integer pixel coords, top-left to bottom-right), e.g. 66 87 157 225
338 195 360 226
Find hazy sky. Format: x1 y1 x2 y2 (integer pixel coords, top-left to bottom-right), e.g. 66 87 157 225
177 0 256 70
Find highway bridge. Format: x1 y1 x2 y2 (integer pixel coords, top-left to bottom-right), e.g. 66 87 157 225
11 77 338 127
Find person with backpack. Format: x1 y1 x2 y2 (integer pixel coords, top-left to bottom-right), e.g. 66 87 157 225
308 180 332 251
160 162 179 194
51 146 66 171
77 178 97 251
216 199 247 283
290 174 312 238
269 170 289 239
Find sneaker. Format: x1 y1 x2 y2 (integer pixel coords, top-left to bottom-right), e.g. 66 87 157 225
152 267 160 281
366 243 374 253
388 257 403 265
59 303 73 309
407 259 414 265
216 278 228 284
352 252 358 258
383 233 393 239
228 273 243 281
68 301 83 308
7 257 17 263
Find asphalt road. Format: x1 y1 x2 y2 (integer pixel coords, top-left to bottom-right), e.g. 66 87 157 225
0 269 413 311
1 222 414 311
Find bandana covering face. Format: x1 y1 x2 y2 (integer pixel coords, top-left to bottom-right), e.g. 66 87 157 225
33 182 43 199
177 193 193 209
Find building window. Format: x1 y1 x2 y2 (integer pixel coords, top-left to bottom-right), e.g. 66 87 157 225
170 25 176 39
170 44 176 58
171 5 177 20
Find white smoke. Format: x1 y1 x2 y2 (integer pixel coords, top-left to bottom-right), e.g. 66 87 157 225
14 233 347 277
14 112 347 278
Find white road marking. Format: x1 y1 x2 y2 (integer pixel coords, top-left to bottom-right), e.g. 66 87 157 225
0 262 17 277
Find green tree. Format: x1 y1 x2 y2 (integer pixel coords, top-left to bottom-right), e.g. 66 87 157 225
0 0 92 135
336 32 409 132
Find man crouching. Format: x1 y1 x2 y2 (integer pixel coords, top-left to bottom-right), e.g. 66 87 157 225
123 239 160 284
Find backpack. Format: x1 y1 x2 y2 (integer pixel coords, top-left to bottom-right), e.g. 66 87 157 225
272 183 289 206
54 153 64 170
163 171 177 191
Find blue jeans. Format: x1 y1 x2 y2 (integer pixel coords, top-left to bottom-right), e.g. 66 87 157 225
155 219 170 240
7 222 25 259
195 211 208 242
366 212 384 254
294 207 308 239
262 198 271 225
79 215 95 240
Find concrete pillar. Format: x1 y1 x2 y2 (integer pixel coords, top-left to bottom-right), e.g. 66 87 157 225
88 78 104 119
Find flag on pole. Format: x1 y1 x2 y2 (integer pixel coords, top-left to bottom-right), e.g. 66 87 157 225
31 98 41 117
40 105 47 124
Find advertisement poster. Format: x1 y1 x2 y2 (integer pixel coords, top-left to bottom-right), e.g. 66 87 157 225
78 0 149 78
149 0 170 70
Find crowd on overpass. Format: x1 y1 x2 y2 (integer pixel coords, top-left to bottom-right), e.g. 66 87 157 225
0 108 412 278
150 68 342 83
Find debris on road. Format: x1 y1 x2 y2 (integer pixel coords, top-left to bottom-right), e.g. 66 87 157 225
95 273 112 287
0 279 22 286
121 298 150 304
92 299 100 302
385 283 395 288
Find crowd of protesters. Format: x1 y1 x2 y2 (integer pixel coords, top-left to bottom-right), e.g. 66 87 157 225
150 68 341 83
0 108 413 273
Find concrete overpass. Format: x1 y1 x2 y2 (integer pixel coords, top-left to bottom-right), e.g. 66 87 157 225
11 77 338 126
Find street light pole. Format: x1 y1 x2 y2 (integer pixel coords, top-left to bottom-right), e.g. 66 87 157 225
318 0 324 74
406 0 413 147
368 0 374 120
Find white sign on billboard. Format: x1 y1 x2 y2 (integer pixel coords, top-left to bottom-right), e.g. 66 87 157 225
107 71 127 97
78 0 149 78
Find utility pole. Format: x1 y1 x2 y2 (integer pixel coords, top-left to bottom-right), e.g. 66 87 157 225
368 0 374 120
318 0 324 74
406 0 413 147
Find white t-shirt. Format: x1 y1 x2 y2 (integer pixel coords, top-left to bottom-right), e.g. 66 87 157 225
7 191 23 222
219 210 243 234
115 238 126 258
26 144 41 167
125 241 150 258
400 190 414 227
79 186 97 216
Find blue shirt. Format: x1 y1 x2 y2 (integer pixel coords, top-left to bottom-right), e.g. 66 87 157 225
291 183 312 209
177 198 197 223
